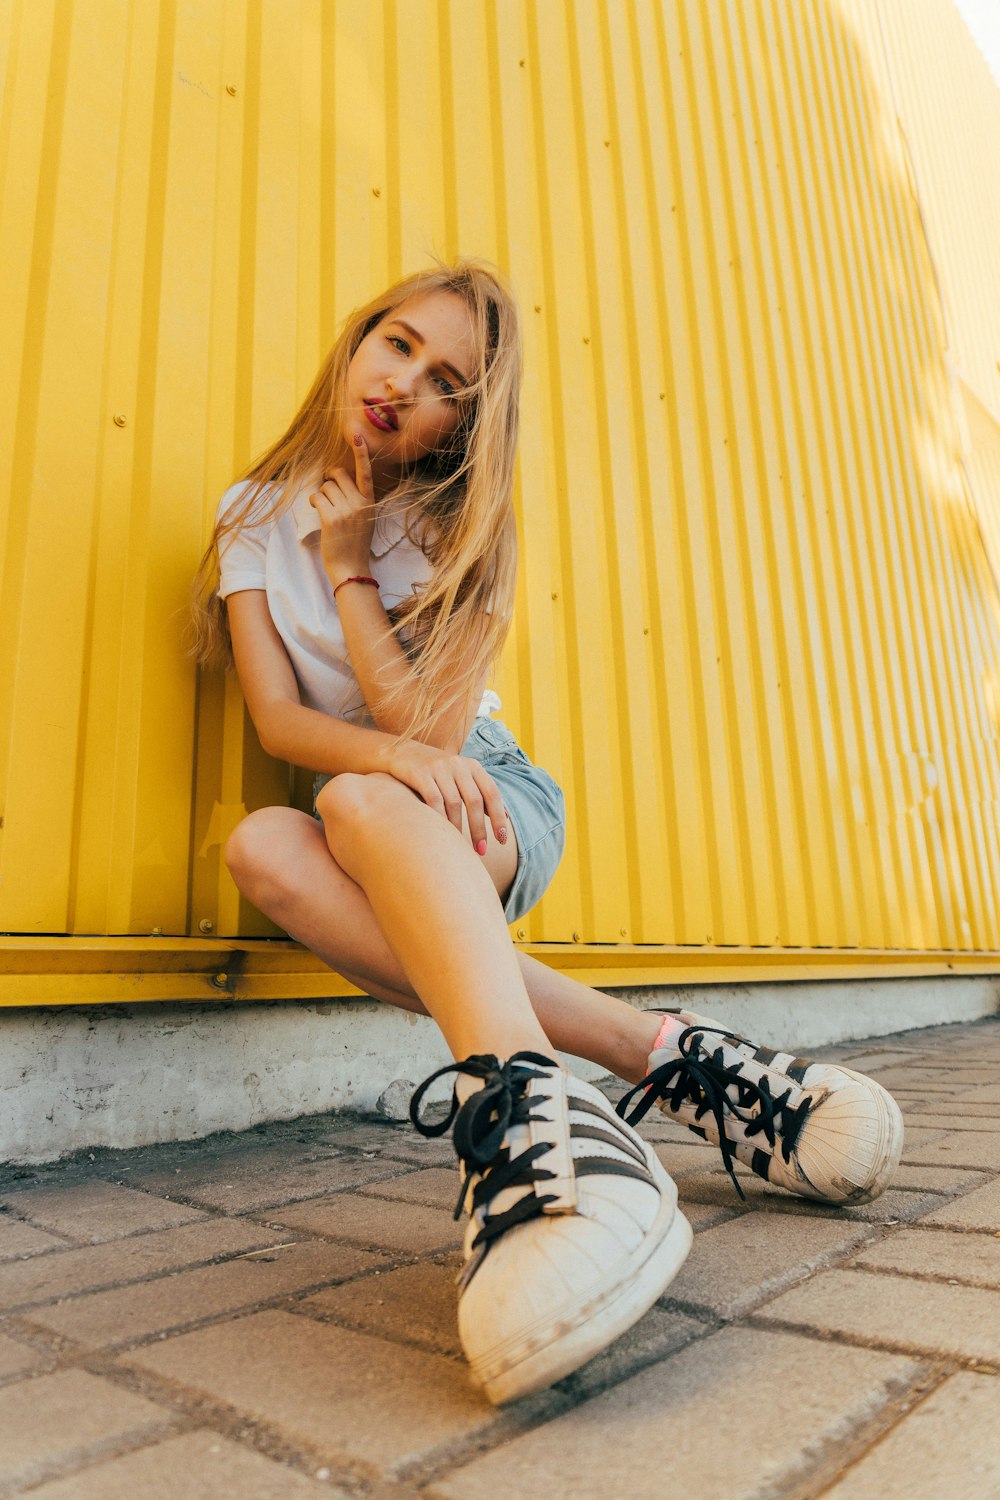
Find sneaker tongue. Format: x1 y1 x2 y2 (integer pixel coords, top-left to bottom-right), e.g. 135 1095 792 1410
453 1056 559 1246
453 1052 558 1105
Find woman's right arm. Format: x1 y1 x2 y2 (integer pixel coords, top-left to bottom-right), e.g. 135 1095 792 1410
226 591 506 844
227 590 398 774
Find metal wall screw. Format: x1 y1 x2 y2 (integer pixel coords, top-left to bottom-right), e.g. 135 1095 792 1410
112 413 127 427
199 919 214 934
150 927 162 936
572 930 581 942
226 84 238 95
212 972 229 988
516 927 526 940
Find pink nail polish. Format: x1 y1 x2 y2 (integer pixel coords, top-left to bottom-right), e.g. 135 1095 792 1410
475 839 487 856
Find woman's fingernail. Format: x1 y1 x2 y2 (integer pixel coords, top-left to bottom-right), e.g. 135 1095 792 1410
496 827 508 845
475 839 487 856
353 432 363 445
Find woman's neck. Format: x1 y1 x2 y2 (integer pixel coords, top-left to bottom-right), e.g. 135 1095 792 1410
370 456 404 502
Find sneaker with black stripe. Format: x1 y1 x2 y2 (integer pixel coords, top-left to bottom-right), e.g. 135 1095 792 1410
410 1051 692 1405
617 1011 904 1205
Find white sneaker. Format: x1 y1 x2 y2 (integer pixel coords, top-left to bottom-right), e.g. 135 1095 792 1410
410 1051 692 1405
617 1012 904 1205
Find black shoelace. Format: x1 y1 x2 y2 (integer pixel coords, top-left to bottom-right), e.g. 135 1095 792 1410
616 1025 812 1200
410 1052 561 1286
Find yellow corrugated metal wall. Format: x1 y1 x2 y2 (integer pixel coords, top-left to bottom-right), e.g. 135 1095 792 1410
1 0 998 956
871 0 1000 628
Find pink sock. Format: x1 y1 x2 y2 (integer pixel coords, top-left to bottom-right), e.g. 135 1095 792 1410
650 1013 687 1055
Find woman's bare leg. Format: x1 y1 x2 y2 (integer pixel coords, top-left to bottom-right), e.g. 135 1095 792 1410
225 799 661 1080
312 771 550 1061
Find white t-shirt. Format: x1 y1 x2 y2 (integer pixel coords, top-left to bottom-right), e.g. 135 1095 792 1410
216 482 498 727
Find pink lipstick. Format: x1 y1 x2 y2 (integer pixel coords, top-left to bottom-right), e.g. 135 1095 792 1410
364 399 397 432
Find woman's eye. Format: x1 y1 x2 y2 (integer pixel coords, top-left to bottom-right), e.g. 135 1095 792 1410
435 375 457 397
387 334 409 353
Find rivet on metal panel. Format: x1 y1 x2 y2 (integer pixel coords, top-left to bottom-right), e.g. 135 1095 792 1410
519 58 525 67
516 927 526 939
534 305 541 313
226 84 238 95
199 919 214 933
619 927 627 937
582 337 590 344
213 972 229 988
604 139 610 147
572 931 580 942
150 927 162 936
112 413 127 427
643 627 649 635
372 187 381 197
551 591 558 600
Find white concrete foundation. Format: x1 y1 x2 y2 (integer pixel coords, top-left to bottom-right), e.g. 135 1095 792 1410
1 974 997 1165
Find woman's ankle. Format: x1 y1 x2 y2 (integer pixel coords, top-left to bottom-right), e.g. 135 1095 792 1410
614 1011 667 1085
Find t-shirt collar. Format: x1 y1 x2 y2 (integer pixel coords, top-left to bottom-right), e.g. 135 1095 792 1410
290 489 408 557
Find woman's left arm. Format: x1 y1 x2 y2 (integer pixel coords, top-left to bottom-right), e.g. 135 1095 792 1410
336 581 483 752
311 431 482 752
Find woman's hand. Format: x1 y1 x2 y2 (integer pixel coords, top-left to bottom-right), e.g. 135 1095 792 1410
380 740 509 854
309 429 377 582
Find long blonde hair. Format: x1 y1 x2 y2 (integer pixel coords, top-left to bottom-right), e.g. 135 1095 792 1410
190 259 521 742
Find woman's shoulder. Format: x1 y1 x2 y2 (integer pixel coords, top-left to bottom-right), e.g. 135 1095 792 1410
215 478 279 529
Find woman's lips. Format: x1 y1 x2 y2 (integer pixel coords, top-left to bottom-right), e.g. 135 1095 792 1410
363 400 397 432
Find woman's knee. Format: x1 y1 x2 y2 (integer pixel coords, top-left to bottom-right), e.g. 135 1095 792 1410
224 806 315 895
314 771 403 844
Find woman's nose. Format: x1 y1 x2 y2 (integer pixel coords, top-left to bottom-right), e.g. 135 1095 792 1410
386 371 415 401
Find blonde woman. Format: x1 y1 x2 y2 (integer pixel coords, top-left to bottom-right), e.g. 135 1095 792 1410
193 260 903 1405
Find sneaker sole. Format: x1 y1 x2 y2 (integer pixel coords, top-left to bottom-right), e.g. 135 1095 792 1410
472 1160 693 1405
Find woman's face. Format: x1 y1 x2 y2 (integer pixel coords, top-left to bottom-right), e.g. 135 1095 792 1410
344 289 477 475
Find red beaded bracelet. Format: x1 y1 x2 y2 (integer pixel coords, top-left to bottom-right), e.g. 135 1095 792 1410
332 575 380 598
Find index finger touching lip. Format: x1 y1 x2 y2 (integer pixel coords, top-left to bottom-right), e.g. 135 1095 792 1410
350 428 374 499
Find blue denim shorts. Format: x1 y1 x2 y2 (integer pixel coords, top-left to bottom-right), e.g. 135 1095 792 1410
313 718 565 924
459 717 566 923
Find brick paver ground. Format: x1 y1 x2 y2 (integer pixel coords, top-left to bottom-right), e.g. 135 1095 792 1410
1 1014 999 1498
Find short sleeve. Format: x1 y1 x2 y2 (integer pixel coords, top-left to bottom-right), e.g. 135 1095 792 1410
215 481 271 599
